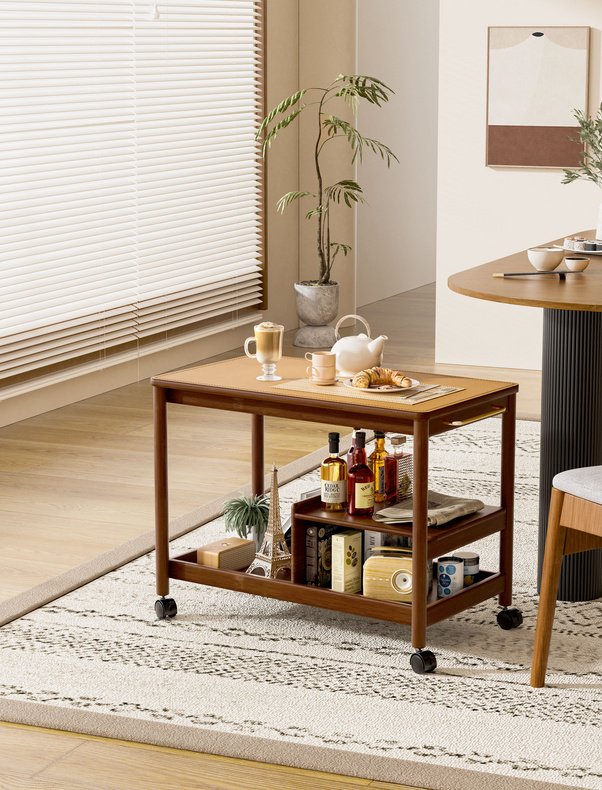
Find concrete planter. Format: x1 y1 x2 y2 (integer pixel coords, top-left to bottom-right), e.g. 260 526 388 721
293 281 340 348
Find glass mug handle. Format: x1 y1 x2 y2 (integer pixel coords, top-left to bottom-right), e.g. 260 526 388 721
244 337 257 359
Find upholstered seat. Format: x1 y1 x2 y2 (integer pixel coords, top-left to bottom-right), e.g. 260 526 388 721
531 466 602 687
552 465 602 505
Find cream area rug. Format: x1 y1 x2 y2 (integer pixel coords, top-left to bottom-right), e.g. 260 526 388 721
0 420 601 790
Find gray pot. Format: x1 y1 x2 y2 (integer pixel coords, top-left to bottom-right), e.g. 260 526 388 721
293 281 339 348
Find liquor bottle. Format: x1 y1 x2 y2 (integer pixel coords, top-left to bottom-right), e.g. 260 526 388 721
384 435 413 504
347 431 374 516
368 430 389 503
347 428 361 469
320 432 347 511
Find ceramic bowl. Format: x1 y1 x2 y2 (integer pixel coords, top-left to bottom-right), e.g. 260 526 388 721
527 247 564 271
564 256 590 272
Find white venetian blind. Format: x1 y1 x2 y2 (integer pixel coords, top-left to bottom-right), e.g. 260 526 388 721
0 0 264 392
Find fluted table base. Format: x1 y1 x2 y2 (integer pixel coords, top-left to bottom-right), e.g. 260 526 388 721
539 309 602 600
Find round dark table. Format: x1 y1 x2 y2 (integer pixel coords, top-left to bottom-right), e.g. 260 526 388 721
449 230 602 601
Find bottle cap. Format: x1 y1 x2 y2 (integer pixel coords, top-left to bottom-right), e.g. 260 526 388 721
328 432 340 452
374 430 385 439
355 431 366 449
391 435 407 446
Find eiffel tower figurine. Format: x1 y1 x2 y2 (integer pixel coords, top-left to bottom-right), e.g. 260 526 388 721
246 464 291 579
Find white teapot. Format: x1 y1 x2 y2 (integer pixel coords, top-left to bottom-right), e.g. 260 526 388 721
331 314 388 376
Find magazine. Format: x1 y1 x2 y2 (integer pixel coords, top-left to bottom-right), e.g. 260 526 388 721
372 490 485 527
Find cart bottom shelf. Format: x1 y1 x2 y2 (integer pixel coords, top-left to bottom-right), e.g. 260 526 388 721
168 551 505 627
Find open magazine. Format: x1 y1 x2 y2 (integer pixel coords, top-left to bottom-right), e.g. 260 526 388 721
372 490 485 527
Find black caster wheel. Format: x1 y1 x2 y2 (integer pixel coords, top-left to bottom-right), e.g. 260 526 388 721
497 607 523 630
410 650 437 674
155 597 177 619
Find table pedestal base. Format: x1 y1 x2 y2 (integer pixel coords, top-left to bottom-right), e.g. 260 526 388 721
539 309 602 601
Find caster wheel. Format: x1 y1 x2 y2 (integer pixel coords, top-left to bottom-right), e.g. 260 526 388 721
410 650 437 674
155 597 177 619
497 607 523 630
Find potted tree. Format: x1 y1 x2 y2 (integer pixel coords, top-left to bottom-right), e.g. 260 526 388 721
257 74 398 347
562 103 602 240
221 491 269 550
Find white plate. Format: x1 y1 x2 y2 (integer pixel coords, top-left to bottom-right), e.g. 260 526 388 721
343 377 419 393
564 245 602 256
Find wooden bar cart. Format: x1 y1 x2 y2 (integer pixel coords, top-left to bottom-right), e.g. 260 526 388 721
151 356 521 673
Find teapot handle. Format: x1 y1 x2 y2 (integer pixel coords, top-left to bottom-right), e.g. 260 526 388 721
334 314 371 342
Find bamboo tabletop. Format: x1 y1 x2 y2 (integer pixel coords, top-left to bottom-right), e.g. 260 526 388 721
152 356 517 415
448 229 602 311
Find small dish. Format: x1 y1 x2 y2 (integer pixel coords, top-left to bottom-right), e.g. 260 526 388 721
343 377 419 392
527 247 564 271
564 256 590 272
309 377 337 386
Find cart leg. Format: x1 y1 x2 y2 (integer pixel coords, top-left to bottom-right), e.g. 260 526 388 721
499 393 516 607
411 419 429 651
251 413 265 496
154 386 170 598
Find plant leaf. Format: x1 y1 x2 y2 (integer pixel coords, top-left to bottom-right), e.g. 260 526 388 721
255 89 307 140
276 190 315 214
261 106 306 156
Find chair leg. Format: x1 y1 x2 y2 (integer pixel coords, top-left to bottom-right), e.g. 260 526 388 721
530 488 567 688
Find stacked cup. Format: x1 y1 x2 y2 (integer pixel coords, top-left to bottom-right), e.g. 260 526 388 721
305 351 337 385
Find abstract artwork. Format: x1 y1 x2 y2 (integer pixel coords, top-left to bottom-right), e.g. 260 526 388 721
487 27 590 168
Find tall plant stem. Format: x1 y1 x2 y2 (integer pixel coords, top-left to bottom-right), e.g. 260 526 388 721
315 90 328 283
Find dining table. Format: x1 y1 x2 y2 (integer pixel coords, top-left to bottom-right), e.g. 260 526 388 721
448 229 602 602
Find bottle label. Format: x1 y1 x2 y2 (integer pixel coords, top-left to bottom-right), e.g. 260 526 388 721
377 465 385 493
321 479 346 504
354 481 374 508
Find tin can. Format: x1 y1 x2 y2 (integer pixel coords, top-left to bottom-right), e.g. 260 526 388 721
455 551 479 586
436 556 464 598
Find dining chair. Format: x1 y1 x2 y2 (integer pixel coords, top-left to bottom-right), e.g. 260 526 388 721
531 465 602 687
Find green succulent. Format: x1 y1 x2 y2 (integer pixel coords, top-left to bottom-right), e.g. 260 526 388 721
221 491 269 542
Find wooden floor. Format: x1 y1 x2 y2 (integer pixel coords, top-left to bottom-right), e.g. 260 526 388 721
0 283 541 790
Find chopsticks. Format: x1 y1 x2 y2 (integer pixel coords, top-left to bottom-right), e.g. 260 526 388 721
493 271 581 279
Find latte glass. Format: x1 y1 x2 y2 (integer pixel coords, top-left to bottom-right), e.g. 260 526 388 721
244 322 284 380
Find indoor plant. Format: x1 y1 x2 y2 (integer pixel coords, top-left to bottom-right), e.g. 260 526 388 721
562 103 602 238
257 73 398 346
221 491 269 549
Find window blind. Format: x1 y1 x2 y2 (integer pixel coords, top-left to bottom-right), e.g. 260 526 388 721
0 0 264 392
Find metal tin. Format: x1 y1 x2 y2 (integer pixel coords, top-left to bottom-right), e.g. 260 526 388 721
436 555 464 598
455 551 479 586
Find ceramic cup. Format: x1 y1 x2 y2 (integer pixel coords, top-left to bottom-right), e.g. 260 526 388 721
564 256 590 272
304 351 337 383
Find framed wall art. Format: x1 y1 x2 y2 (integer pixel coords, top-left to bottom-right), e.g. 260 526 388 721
486 26 590 168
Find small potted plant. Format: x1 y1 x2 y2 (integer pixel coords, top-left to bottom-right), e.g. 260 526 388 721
221 491 269 550
256 73 398 347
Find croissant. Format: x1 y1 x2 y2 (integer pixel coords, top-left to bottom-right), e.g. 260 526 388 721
352 366 412 389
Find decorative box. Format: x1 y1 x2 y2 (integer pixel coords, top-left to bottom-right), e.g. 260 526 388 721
196 537 256 570
331 529 362 594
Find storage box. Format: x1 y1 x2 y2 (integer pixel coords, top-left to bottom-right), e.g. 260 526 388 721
331 529 362 594
196 537 256 570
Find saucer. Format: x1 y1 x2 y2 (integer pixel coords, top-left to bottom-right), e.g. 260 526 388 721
309 377 336 386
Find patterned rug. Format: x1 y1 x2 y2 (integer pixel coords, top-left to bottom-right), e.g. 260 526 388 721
1 419 601 790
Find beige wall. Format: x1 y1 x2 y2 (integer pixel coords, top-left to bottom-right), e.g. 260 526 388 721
436 0 602 370
297 0 358 319
357 0 439 306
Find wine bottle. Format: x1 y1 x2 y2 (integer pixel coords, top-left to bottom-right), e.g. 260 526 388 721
347 431 374 516
368 430 389 503
320 432 347 511
384 435 413 503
